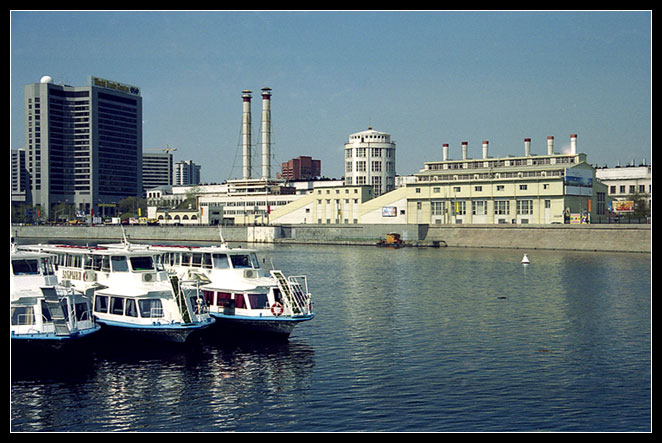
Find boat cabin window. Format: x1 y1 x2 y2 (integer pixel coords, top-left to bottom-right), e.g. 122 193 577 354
11 306 34 325
130 256 154 271
84 255 103 271
101 255 111 272
247 293 268 310
111 256 129 272
139 299 164 318
125 299 138 317
95 295 109 313
110 297 124 315
212 253 229 269
181 253 192 267
64 254 82 269
192 253 203 267
202 253 213 269
11 259 40 275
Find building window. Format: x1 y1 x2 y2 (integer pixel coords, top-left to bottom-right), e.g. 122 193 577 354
517 199 533 215
473 200 487 215
519 184 528 190
474 186 482 192
495 200 509 215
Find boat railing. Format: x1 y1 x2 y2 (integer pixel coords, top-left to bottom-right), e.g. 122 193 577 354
271 271 312 316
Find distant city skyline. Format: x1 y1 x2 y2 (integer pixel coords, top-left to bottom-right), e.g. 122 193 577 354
11 10 651 183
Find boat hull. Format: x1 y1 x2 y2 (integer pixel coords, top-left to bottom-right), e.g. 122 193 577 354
96 318 215 343
209 312 314 338
10 325 101 352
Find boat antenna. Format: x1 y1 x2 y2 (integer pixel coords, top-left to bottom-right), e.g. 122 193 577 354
218 225 227 247
120 225 131 249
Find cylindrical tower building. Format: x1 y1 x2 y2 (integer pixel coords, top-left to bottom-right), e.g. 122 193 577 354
344 127 396 196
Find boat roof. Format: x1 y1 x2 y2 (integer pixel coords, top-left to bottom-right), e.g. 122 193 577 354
11 249 56 260
19 244 164 257
148 243 256 254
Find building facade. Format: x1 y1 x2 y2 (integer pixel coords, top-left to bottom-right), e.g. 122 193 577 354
280 156 321 180
11 148 29 204
344 128 396 197
174 160 201 186
142 152 174 193
23 75 142 219
595 164 651 213
390 135 607 225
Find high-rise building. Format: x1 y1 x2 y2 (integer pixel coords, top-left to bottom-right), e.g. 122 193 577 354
344 127 396 196
23 75 142 219
280 156 321 181
11 148 29 204
142 152 174 192
174 160 201 186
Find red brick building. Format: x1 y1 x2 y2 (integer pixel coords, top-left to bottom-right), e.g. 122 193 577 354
280 156 321 180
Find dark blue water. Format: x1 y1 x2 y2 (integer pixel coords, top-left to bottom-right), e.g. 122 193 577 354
11 244 651 432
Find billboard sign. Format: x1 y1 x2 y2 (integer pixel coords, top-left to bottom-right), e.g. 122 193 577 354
564 168 593 196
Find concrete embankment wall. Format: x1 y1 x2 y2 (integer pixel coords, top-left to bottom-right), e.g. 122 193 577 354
12 223 650 253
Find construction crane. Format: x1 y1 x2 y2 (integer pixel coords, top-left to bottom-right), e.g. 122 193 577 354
146 145 178 154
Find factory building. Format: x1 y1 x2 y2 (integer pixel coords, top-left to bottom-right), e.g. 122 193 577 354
270 133 610 225
369 134 609 225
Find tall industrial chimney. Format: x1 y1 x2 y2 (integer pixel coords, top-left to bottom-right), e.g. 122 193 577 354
524 138 531 157
570 134 577 154
462 141 468 160
242 90 252 179
442 143 449 161
260 87 272 180
482 141 489 159
547 136 554 155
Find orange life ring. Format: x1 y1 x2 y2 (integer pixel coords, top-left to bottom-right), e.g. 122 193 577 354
271 302 284 317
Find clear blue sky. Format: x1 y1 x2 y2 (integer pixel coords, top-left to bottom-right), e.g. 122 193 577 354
10 10 651 183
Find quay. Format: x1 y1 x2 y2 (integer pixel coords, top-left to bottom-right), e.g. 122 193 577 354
12 224 650 253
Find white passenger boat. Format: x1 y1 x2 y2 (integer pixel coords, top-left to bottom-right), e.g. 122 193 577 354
152 242 314 338
102 234 314 338
18 243 215 343
11 246 100 350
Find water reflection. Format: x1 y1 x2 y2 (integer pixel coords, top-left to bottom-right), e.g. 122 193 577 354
11 241 650 432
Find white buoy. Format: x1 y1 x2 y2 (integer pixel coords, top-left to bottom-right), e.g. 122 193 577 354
521 254 530 265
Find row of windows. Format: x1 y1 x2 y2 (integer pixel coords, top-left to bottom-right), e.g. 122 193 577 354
608 184 650 195
94 295 164 318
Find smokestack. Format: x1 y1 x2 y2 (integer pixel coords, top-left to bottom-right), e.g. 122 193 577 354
442 143 449 161
547 136 554 155
524 138 531 157
482 141 489 159
570 134 577 154
242 90 252 179
261 87 272 180
462 141 468 160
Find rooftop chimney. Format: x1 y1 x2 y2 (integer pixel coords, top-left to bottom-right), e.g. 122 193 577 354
442 143 449 161
524 138 531 157
242 90 252 179
260 87 272 180
570 134 577 155
547 136 554 155
462 141 468 160
482 141 489 159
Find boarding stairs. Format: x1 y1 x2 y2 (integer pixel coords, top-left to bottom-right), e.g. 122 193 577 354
40 287 71 336
271 270 311 316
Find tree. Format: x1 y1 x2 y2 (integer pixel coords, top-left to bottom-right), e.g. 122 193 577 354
118 196 147 218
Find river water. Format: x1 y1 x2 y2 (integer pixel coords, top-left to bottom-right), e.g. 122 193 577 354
11 243 651 432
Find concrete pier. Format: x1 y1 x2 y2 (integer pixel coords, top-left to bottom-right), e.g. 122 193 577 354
12 224 650 253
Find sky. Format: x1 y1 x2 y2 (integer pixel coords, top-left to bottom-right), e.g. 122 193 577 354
10 10 652 184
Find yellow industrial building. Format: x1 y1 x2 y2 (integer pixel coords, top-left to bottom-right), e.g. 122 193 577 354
270 135 610 226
